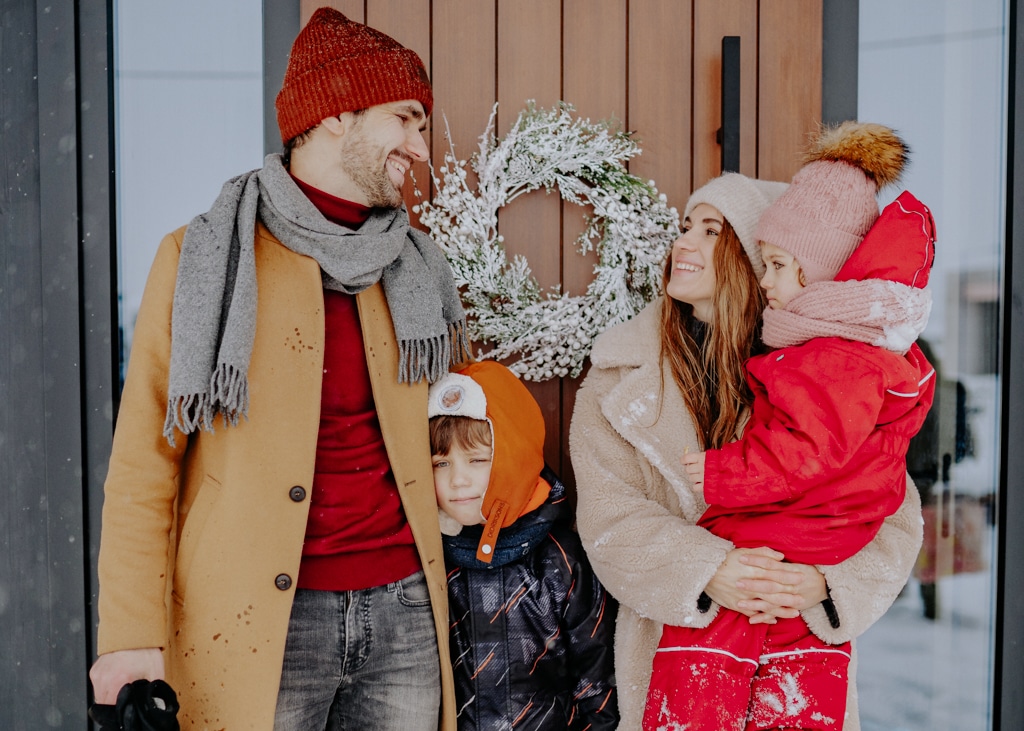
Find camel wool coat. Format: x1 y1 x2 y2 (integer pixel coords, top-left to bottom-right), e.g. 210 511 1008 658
96 224 456 730
568 300 923 731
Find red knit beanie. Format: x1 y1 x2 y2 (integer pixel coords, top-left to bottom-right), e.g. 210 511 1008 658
755 122 909 284
275 8 433 143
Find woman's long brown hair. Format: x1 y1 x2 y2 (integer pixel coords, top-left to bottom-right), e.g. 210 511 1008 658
659 221 767 449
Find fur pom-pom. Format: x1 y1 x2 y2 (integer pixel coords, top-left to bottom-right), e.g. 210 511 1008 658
805 121 909 189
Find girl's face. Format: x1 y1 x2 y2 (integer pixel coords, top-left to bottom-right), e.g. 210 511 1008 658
759 241 804 309
665 203 722 322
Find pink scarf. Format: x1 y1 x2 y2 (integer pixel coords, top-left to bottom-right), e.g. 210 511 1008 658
761 279 931 354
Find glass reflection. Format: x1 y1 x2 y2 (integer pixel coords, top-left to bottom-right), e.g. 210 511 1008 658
115 0 263 374
855 1 1006 728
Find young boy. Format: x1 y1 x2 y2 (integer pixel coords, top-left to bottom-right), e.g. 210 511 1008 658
428 361 618 730
645 123 937 731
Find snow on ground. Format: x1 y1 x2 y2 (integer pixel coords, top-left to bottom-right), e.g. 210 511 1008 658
857 544 995 730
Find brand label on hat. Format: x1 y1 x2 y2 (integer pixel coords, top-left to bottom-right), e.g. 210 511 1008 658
437 384 465 413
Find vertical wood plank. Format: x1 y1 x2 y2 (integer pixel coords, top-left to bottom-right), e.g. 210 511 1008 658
497 0 562 135
367 0 434 216
758 0 823 181
561 0 627 488
496 0 561 290
301 0 365 26
562 0 628 137
629 0 694 212
431 0 497 171
692 0 757 188
562 0 627 298
497 0 564 470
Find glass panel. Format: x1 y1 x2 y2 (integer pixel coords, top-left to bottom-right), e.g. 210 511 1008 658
856 1 1007 728
115 0 263 373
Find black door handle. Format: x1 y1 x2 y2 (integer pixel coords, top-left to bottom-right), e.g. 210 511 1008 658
718 35 741 173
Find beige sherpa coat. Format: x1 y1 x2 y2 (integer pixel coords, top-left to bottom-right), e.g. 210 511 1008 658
569 300 923 730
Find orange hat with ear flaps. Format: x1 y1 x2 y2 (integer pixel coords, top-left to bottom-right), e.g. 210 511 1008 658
427 361 550 563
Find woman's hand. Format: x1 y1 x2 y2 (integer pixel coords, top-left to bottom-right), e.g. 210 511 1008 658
704 547 828 624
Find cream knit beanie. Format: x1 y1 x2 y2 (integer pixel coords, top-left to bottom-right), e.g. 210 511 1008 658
684 173 788 280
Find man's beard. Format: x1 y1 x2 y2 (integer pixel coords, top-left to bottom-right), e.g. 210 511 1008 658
338 130 404 209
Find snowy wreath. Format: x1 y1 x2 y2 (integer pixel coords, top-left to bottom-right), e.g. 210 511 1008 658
414 101 680 381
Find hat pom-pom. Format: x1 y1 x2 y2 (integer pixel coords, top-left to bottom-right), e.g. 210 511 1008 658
805 121 909 189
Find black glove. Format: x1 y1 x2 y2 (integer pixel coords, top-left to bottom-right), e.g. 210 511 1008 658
89 679 180 731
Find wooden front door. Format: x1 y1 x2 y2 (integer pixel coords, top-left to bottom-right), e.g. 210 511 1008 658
300 0 823 486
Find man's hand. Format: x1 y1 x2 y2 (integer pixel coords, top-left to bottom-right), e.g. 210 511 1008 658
90 648 165 704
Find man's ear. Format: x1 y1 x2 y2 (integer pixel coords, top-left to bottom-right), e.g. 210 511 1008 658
320 114 346 137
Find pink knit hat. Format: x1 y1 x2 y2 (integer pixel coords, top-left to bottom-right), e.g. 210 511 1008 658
755 122 909 284
275 8 433 143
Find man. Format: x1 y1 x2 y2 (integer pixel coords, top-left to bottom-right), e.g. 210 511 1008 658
89 9 461 730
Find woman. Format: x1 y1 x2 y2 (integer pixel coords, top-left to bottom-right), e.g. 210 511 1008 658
569 172 923 730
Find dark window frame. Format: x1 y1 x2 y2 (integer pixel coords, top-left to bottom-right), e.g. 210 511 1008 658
997 0 1024 725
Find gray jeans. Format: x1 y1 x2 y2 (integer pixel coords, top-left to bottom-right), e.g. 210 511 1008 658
273 570 441 731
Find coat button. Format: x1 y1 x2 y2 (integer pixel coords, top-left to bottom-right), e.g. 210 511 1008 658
275 574 292 591
289 485 306 502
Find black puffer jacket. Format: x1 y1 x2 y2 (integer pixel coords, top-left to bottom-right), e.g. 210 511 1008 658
443 467 618 730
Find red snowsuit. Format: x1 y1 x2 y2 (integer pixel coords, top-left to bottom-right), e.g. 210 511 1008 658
699 337 934 565
645 191 937 731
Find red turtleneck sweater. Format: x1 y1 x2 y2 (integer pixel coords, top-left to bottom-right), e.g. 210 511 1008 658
292 176 421 591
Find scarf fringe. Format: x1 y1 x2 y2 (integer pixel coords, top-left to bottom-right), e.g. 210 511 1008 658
452 319 470 365
209 362 250 425
163 363 250 447
398 319 471 384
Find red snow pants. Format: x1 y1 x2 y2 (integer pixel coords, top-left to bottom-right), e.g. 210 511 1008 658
643 610 851 731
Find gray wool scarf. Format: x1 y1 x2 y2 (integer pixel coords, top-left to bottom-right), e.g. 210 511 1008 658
163 153 467 446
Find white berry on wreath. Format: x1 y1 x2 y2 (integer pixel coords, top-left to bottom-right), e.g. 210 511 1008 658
414 101 679 381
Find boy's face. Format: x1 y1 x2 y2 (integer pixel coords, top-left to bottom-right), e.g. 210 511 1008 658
759 240 805 310
431 442 492 527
